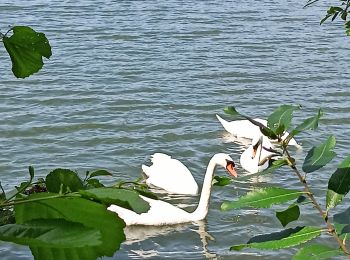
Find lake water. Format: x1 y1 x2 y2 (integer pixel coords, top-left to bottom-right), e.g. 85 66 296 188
1 1 350 259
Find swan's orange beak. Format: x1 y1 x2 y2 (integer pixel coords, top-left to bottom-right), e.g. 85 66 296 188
226 160 237 177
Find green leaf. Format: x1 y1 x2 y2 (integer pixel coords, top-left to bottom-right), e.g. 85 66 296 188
88 170 112 178
28 166 35 180
276 204 300 227
14 193 125 259
302 136 336 173
326 190 344 211
224 106 241 118
45 169 84 193
267 105 300 134
221 187 305 211
230 226 321 251
212 176 232 186
2 26 51 78
287 109 323 142
326 155 350 210
79 188 150 214
0 219 101 248
86 178 104 188
334 207 350 234
293 244 343 260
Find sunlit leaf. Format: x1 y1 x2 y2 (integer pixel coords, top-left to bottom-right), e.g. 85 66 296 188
287 109 323 143
292 244 343 260
221 187 305 211
2 26 51 78
302 136 336 173
223 106 241 118
267 105 300 134
276 204 300 227
45 169 84 193
0 219 101 248
326 155 350 210
15 193 125 259
79 188 150 214
213 176 232 186
231 226 321 251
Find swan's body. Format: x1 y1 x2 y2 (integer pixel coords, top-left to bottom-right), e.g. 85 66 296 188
108 153 237 226
240 135 275 173
142 153 198 195
216 114 301 148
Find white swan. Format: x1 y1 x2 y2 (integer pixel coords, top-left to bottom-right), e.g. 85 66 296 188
142 153 199 195
108 153 237 225
240 135 276 173
216 114 301 148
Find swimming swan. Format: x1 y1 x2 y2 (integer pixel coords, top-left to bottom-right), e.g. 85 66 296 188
240 135 276 173
216 114 301 148
108 153 237 225
142 153 199 195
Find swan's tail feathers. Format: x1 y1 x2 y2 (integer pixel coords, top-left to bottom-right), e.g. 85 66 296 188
141 164 151 177
150 153 171 163
216 114 232 132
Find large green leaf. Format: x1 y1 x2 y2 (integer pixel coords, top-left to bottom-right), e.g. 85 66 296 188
302 136 336 173
231 226 322 251
2 26 51 78
79 188 150 214
286 109 323 143
14 193 125 259
326 155 350 210
267 105 300 135
276 204 300 227
292 244 343 260
0 219 101 248
45 169 84 193
221 187 305 211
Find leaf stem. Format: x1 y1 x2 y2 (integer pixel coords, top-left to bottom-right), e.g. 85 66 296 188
284 148 350 257
1 193 80 207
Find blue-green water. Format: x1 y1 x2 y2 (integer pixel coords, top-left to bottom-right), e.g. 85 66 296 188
0 1 349 259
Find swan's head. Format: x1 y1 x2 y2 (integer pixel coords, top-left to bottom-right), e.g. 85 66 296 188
213 153 237 177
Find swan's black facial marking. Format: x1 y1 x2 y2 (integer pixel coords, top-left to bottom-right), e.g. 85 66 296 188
252 138 262 159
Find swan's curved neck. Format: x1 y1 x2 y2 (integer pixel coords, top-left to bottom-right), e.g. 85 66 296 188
191 158 217 221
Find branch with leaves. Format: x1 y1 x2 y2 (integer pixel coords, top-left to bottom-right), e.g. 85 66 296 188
219 105 350 259
305 0 350 36
0 167 154 260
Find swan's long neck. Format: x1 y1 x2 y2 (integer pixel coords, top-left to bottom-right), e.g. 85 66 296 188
191 158 217 221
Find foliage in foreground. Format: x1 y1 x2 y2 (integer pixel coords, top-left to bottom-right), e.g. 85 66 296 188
0 168 153 260
0 25 51 78
306 0 350 36
219 105 350 259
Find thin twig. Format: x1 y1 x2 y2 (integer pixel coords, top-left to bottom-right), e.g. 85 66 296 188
284 147 350 257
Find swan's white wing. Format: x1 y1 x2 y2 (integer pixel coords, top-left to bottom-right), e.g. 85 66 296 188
216 115 267 139
142 153 198 195
108 196 192 226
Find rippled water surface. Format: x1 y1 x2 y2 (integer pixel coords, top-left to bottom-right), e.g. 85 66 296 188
1 1 350 259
